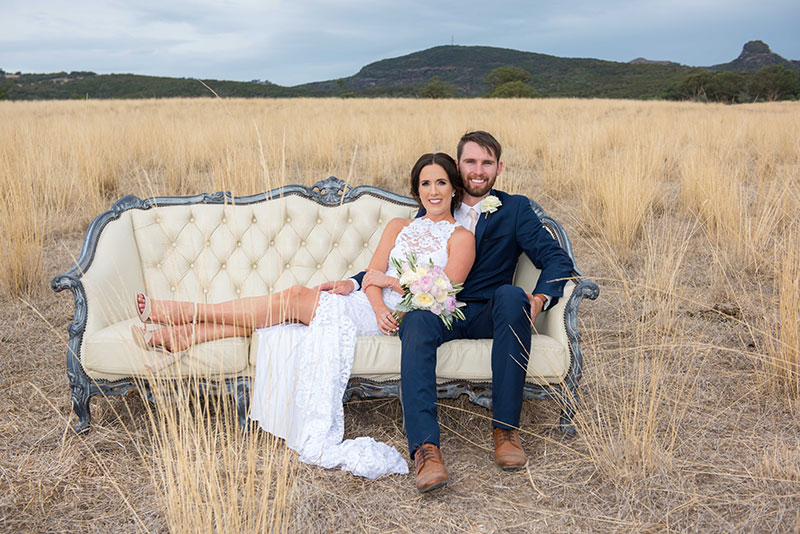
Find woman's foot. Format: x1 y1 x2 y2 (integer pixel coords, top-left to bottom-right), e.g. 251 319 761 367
132 323 196 353
135 294 197 325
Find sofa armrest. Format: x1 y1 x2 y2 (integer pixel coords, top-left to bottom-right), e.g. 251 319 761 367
81 210 146 335
53 207 145 342
533 280 575 343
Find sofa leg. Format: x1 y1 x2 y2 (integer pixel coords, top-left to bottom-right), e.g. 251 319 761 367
71 383 92 435
558 384 578 437
235 377 250 430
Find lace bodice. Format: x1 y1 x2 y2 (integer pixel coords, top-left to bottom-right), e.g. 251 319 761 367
382 217 458 309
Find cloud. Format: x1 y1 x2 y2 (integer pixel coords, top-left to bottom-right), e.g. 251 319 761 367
1 0 798 84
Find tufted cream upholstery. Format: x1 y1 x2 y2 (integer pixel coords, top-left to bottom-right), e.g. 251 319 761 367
78 192 572 385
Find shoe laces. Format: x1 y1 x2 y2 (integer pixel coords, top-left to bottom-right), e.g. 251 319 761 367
496 428 517 443
416 445 437 465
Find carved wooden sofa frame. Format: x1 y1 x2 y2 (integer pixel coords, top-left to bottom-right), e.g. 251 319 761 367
52 177 599 435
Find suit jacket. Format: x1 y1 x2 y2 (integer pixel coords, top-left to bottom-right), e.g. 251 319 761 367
353 189 574 302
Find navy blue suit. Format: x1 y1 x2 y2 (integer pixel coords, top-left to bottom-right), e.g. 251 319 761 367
356 190 574 456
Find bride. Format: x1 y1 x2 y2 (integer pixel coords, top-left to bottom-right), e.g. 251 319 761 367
132 152 475 477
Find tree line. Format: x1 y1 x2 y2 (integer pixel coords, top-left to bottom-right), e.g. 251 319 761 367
419 66 540 99
664 65 799 103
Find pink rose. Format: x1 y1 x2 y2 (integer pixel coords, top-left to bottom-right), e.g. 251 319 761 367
445 296 456 313
417 275 433 292
430 303 442 315
409 281 421 294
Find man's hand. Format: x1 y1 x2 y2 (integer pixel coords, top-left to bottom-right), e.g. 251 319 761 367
527 293 545 325
314 279 355 295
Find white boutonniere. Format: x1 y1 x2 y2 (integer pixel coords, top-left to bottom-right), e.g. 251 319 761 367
482 195 502 218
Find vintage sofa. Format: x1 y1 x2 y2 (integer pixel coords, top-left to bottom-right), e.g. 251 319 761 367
53 177 599 435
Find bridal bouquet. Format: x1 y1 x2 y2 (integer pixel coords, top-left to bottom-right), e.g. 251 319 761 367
390 253 466 329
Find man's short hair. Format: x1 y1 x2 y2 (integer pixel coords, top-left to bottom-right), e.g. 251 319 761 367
457 131 502 162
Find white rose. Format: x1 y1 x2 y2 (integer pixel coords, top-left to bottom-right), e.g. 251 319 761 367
399 270 420 286
412 292 435 308
483 195 502 213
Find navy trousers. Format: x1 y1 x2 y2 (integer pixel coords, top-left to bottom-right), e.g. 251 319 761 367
398 285 532 457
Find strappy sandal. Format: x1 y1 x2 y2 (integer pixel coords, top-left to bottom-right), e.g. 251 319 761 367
136 293 156 324
131 323 196 372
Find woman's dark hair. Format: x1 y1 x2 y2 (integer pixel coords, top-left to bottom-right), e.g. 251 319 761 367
409 152 464 213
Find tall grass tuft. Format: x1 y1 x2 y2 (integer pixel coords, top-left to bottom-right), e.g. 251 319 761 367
765 229 800 399
0 171 44 297
575 222 700 482
140 371 297 533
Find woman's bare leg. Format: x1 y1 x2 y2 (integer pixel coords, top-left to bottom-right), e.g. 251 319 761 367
148 322 253 352
137 285 322 329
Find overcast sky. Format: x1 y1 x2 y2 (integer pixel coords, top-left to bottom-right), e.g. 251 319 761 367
2 0 798 86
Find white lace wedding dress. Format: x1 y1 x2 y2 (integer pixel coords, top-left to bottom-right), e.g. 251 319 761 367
249 217 458 479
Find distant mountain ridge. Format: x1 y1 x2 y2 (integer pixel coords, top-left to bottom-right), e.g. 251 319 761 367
2 40 796 101
298 45 693 98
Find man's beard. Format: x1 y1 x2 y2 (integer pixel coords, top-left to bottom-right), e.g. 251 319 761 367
463 173 497 198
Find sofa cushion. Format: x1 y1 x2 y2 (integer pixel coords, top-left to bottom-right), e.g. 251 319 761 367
81 319 249 381
248 330 569 385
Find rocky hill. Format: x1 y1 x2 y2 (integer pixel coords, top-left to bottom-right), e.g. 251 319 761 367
711 40 798 72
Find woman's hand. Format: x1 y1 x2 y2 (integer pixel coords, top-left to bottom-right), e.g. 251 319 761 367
373 304 399 335
363 269 392 290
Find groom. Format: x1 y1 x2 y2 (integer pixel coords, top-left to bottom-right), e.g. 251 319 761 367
323 131 573 492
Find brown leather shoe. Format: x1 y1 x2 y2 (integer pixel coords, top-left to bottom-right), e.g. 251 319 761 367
414 443 448 492
493 427 527 470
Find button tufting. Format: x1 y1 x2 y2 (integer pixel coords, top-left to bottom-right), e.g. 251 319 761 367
172 242 177 247
222 217 227 223
236 288 241 294
301 241 306 246
333 242 338 247
252 263 258 269
203 288 208 294
190 263 194 268
237 241 242 247
348 218 353 223
189 217 195 223
157 263 161 268
363 242 369 248
378 219 383 224
221 263 226 269
316 264 321 269
270 240 274 246
170 286 176 291
286 217 292 223
316 218 322 224
155 217 161 223
285 264 290 269
252 217 257 223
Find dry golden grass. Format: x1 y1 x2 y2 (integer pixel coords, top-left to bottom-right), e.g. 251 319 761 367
1 97 799 533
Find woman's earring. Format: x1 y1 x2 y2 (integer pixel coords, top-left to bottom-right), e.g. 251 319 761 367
451 192 455 197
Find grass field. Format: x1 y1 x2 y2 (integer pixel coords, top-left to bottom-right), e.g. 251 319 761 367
1 98 799 532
